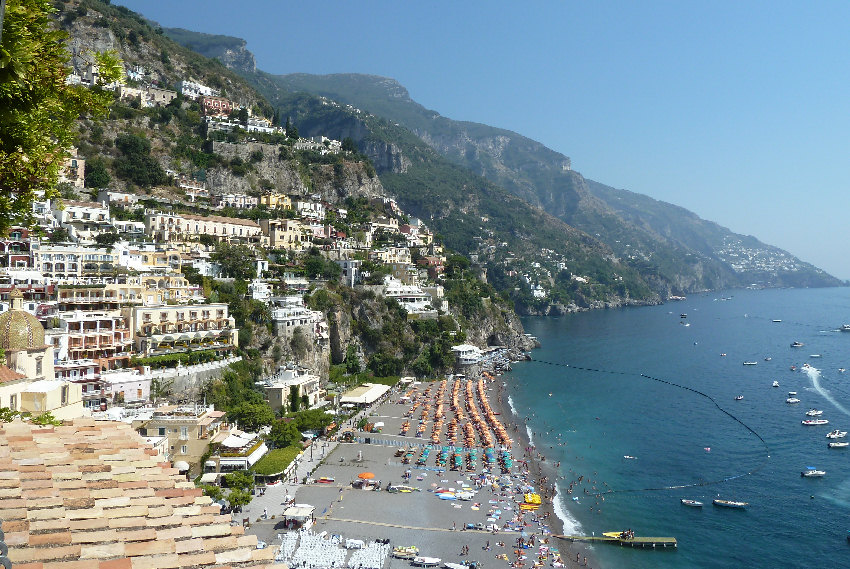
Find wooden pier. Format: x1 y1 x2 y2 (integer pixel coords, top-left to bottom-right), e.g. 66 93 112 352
555 534 677 549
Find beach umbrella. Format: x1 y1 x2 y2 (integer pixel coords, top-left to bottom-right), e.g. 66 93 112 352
358 472 375 479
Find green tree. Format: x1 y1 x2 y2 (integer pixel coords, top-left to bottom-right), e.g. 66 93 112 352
199 484 223 503
341 137 358 153
49 227 69 243
0 0 123 234
84 157 111 188
268 419 301 448
94 232 120 247
226 487 252 509
223 470 254 492
212 241 257 280
114 133 168 187
344 344 360 374
227 402 274 432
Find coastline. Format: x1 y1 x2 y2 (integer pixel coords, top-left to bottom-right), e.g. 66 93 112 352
497 380 599 569
243 368 601 569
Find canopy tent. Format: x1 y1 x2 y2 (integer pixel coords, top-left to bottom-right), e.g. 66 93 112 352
340 383 392 405
357 472 375 480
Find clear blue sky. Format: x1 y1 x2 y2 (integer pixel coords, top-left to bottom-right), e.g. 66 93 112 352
116 1 850 280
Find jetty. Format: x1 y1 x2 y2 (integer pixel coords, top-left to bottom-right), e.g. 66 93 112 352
556 533 677 549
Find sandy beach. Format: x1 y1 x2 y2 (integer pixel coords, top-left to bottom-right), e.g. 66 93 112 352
245 373 599 569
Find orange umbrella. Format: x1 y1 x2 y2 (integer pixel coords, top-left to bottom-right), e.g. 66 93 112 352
358 472 375 480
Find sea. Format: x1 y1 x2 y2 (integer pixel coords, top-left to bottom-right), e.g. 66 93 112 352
504 287 850 569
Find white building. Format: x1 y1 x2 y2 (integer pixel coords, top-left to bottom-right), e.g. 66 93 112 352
175 79 218 100
451 344 483 366
264 368 323 412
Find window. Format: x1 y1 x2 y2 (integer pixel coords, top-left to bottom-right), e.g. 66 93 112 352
9 394 16 410
180 445 188 455
180 426 188 440
158 427 166 436
61 385 69 405
36 357 43 376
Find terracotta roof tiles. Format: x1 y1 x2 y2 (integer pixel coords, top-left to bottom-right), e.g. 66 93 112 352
0 418 274 568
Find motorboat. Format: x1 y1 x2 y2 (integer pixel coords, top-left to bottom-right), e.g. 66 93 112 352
841 324 850 332
764 357 772 361
743 361 758 366
735 395 744 401
802 418 828 425
790 365 797 371
801 468 826 477
392 546 419 559
826 430 847 439
681 499 703 507
412 557 442 567
786 398 801 404
806 409 824 416
772 380 780 387
810 354 822 358
713 499 748 509
788 391 797 396
680 314 687 319
828 441 849 449
773 319 782 323
791 341 804 348
839 368 846 373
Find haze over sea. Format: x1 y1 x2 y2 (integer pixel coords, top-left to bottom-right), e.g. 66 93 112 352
505 287 850 569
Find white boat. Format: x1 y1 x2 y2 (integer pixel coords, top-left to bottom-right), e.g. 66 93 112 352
826 430 847 439
801 469 826 477
810 354 822 358
806 409 824 416
713 499 748 509
773 319 782 323
841 324 850 332
786 398 801 404
828 441 849 449
743 361 758 366
735 395 744 401
412 557 442 567
791 341 804 348
680 499 703 507
802 417 828 425
772 380 780 387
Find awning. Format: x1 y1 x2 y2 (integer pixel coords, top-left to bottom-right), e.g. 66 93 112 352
283 504 314 519
173 461 190 472
199 472 219 484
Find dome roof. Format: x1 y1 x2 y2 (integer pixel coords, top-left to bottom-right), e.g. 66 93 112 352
0 289 45 351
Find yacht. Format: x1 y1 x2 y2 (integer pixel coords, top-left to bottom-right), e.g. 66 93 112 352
772 380 780 387
786 397 801 404
828 441 849 449
826 430 847 439
802 419 829 426
806 409 824 416
801 469 826 477
791 341 805 348
841 324 850 332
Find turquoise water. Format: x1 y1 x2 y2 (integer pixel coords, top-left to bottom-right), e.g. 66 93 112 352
505 287 850 569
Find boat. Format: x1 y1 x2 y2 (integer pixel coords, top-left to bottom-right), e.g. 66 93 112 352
773 319 782 323
826 430 847 439
810 354 822 358
802 416 827 425
772 380 780 387
790 365 797 371
828 441 849 449
743 361 758 366
623 455 637 460
801 468 826 477
680 314 687 319
806 409 824 416
839 368 846 373
841 324 850 332
786 398 801 404
680 499 703 507
791 341 804 348
713 499 748 509
412 557 442 567
735 395 744 401
392 546 419 559
764 357 772 361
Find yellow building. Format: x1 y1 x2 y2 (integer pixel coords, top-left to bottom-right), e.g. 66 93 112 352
259 193 292 210
260 218 312 251
124 303 238 356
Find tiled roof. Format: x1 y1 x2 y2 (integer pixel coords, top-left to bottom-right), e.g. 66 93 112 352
0 365 25 384
0 418 276 569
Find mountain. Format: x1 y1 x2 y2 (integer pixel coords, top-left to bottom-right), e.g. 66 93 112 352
251 73 840 291
157 28 840 301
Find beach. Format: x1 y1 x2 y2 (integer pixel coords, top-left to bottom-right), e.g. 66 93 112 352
244 372 598 569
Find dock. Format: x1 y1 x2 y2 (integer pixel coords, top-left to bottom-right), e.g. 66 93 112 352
555 534 677 549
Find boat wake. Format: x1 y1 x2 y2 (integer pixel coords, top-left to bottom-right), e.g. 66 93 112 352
804 366 850 418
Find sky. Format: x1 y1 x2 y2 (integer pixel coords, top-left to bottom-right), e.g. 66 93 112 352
116 1 850 280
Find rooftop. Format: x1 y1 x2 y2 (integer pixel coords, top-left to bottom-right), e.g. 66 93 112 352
0 418 276 568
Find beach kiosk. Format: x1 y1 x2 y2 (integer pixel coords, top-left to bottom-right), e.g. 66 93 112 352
283 504 315 530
